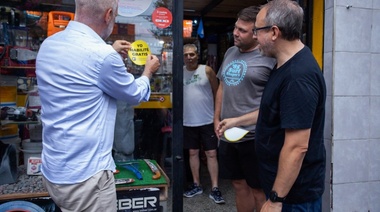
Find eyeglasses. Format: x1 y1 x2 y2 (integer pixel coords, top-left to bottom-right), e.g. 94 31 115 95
252 25 273 35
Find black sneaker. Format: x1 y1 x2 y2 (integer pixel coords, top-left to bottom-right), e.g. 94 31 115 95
209 187 225 204
183 183 203 197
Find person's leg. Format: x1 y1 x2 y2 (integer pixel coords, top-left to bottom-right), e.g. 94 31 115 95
204 149 218 188
201 124 225 203
232 179 255 212
205 148 225 204
183 126 203 197
189 148 200 185
219 141 246 207
251 187 266 211
43 170 116 212
238 140 266 212
200 124 219 189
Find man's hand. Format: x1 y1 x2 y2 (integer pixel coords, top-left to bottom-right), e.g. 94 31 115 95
214 119 221 139
260 200 282 212
142 54 160 78
216 118 238 137
112 40 131 55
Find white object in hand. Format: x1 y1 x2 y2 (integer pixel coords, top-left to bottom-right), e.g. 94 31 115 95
224 127 249 142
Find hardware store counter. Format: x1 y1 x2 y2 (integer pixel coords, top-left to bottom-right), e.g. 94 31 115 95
0 160 170 211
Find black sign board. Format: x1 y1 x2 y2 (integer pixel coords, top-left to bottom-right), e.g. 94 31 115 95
117 188 160 212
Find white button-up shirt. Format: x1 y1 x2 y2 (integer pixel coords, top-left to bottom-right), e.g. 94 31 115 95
36 21 150 184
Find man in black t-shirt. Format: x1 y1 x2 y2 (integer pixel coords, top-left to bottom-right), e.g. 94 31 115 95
254 0 327 211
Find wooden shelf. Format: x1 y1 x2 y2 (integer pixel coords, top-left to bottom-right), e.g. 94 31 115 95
1 120 39 126
1 66 35 69
0 163 170 202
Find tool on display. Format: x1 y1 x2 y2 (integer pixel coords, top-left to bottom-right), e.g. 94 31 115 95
119 162 143 180
0 7 40 76
144 159 161 180
9 48 38 61
115 178 134 185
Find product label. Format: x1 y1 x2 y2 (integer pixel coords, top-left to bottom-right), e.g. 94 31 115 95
27 157 42 175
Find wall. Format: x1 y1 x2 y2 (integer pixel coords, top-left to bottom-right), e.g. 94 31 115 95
324 0 380 211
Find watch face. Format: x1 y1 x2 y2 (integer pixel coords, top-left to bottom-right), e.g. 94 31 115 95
270 191 277 201
270 191 285 202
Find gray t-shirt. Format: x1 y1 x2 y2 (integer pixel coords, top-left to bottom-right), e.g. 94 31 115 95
217 46 276 142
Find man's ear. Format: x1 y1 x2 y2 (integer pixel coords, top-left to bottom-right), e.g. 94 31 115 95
104 8 114 24
271 26 280 41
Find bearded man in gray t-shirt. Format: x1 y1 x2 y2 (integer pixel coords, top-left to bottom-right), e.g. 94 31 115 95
214 6 276 212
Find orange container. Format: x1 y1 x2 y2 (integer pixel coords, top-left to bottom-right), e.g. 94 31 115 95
47 11 74 37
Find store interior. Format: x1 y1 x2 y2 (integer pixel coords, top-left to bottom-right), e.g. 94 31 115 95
0 0 310 211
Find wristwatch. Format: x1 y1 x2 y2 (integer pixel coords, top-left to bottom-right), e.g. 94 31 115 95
269 190 286 203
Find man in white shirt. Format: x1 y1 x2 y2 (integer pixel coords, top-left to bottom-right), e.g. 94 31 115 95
36 0 160 211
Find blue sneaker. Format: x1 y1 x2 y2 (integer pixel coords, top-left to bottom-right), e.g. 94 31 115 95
183 183 203 197
209 187 225 204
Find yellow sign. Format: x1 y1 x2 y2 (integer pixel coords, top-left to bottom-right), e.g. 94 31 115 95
128 40 151 65
134 93 172 109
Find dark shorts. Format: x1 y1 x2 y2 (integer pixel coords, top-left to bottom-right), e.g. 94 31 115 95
183 124 218 151
218 140 261 188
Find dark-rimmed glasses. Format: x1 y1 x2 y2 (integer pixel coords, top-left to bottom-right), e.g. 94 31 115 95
252 25 273 35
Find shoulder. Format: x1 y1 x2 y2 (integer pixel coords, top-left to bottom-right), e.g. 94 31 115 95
204 65 216 75
224 46 238 56
204 65 213 72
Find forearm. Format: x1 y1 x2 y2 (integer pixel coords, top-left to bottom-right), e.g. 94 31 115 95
272 146 305 197
232 110 259 127
141 69 153 79
217 110 259 133
272 129 310 198
214 84 223 122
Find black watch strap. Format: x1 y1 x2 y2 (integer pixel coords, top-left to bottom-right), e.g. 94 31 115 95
269 190 286 203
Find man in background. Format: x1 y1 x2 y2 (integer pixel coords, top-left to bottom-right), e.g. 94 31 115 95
182 44 224 204
214 6 276 212
254 0 326 211
36 0 160 211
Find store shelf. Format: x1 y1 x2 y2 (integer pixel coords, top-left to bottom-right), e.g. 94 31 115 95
0 161 170 202
1 120 39 126
1 66 35 69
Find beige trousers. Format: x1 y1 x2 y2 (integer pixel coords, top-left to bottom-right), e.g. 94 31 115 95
43 170 117 212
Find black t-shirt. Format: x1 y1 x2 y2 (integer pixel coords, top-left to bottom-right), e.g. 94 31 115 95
255 46 326 204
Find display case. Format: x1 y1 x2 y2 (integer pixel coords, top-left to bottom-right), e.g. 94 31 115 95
1 1 176 211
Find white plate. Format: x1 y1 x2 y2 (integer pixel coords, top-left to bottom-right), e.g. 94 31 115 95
224 127 249 142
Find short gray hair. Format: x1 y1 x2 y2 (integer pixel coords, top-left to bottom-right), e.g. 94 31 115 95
75 0 118 22
183 43 198 52
263 0 304 41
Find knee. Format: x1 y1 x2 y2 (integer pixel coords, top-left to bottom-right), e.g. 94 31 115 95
251 188 265 197
189 149 199 157
205 150 217 159
232 179 249 191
